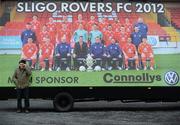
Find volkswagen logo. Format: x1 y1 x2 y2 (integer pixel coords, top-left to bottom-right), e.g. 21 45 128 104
164 71 179 85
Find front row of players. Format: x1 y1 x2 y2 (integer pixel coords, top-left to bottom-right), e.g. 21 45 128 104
21 36 155 71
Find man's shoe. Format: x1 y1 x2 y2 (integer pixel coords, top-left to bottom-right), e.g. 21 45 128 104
41 68 45 71
66 67 70 71
150 67 154 70
56 67 61 71
25 109 29 113
16 109 21 113
117 66 122 70
108 66 112 71
102 68 105 71
49 68 52 71
144 66 147 70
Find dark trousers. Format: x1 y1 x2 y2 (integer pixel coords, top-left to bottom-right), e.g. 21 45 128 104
93 56 107 69
60 56 71 68
16 88 29 110
56 56 71 70
107 57 122 68
74 57 86 70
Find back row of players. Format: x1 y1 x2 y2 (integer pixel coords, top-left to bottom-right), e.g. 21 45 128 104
21 14 154 71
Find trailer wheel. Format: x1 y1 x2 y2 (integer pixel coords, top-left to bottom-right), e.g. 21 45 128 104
53 92 74 112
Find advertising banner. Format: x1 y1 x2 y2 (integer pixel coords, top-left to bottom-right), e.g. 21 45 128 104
0 1 179 88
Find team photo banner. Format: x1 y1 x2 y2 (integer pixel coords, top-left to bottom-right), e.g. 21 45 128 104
16 2 165 13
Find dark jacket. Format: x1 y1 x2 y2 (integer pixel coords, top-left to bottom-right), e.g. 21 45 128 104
12 65 32 89
74 42 88 58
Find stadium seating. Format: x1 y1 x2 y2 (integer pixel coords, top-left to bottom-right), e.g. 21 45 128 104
0 3 179 44
168 8 180 29
162 27 180 42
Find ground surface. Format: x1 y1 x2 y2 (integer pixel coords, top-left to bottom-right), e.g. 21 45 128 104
0 100 180 125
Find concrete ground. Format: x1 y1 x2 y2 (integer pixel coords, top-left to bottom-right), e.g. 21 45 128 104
0 99 180 125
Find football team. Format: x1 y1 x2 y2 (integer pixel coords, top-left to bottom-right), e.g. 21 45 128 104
21 14 154 71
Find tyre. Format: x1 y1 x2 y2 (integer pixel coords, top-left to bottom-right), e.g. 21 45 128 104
53 92 74 112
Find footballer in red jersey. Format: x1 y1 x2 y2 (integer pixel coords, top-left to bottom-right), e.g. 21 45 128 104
138 37 155 70
123 38 139 70
124 18 133 35
37 25 50 45
99 17 109 32
46 17 57 45
73 14 86 31
56 23 71 45
21 37 38 68
39 36 54 71
59 15 72 31
30 15 40 34
104 24 115 46
112 17 121 32
115 26 129 48
87 16 98 32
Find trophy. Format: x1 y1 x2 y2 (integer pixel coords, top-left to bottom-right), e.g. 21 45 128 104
83 54 96 72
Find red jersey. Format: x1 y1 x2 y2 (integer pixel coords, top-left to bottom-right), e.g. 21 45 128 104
73 20 86 31
59 22 72 31
87 20 97 31
138 42 153 55
57 29 71 44
46 22 57 45
99 22 108 32
104 30 115 46
115 31 129 48
123 43 137 58
22 43 37 58
31 20 40 33
38 30 50 45
124 23 133 35
112 22 121 32
40 43 54 57
46 22 57 33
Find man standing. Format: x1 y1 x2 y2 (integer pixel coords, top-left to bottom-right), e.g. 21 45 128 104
46 17 57 45
56 23 71 45
134 18 148 38
21 23 36 46
37 25 50 46
115 26 129 48
104 24 115 46
131 27 142 48
87 16 97 32
30 15 40 35
12 59 32 113
73 24 88 43
89 23 103 45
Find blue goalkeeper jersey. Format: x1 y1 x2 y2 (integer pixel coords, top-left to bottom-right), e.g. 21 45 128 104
73 29 88 43
89 30 103 44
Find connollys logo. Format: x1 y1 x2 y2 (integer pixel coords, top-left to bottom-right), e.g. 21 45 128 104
164 71 179 85
103 73 161 83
